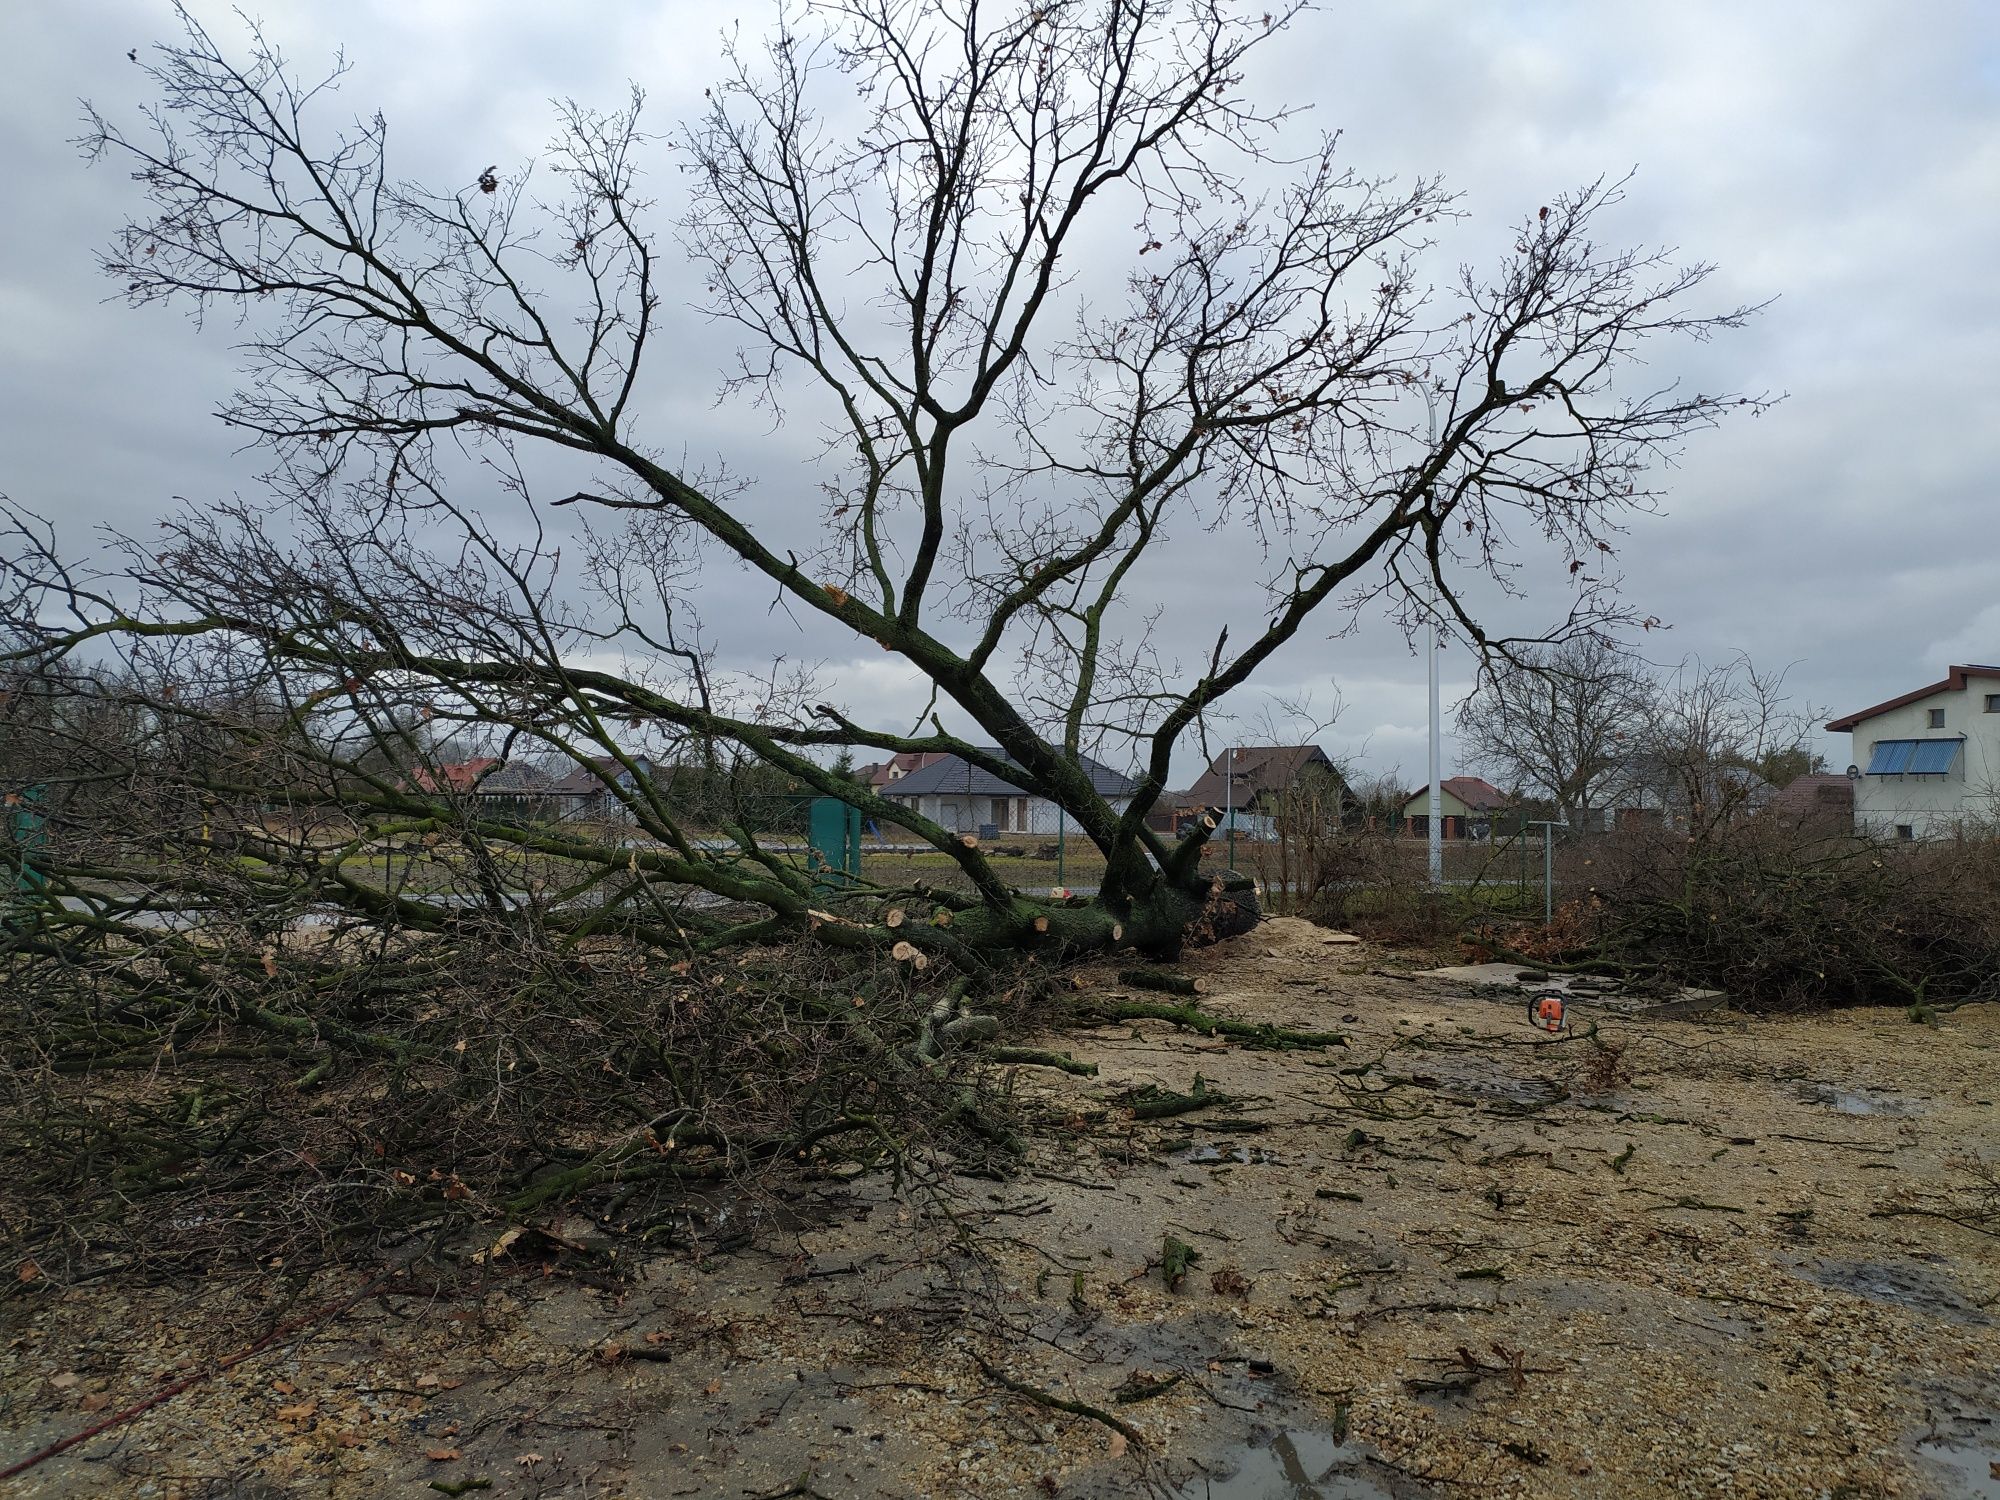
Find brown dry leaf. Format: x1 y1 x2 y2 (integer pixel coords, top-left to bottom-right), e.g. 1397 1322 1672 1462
275 1400 318 1422
259 948 278 978
425 1447 461 1462
271 1379 297 1396
642 1331 671 1346
1209 1266 1253 1298
78 1392 111 1413
516 1452 545 1469
16 1259 40 1284
414 1373 443 1390
702 1378 722 1397
335 1431 365 1449
392 1169 416 1186
1107 1432 1129 1459
48 1372 78 1390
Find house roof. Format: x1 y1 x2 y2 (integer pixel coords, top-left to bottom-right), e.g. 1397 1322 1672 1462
546 756 653 797
1827 664 2000 732
477 761 555 793
884 749 1136 801
1177 745 1336 807
408 758 556 795
1766 772 1854 820
409 757 499 793
1400 775 1512 814
863 750 949 788
1443 776 1512 812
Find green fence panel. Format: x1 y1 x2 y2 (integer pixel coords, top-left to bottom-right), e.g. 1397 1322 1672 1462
807 797 862 891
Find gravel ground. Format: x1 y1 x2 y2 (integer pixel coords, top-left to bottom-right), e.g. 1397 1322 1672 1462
4 917 1997 1499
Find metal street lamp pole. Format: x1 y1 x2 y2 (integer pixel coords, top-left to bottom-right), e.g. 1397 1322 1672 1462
1416 379 1443 888
1428 602 1443 886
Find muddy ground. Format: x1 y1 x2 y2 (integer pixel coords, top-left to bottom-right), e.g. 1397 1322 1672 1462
4 917 1998 1499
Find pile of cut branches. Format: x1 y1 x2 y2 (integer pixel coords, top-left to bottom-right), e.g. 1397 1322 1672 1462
1473 820 2000 1012
0 905 1042 1288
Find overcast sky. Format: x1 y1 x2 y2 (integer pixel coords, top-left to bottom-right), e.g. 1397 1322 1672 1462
5 1 1997 788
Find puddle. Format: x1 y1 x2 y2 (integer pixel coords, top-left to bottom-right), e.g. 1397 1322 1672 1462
1797 1082 1923 1116
1170 1430 1402 1499
1913 1438 2000 1498
1177 1143 1279 1166
1795 1259 1991 1325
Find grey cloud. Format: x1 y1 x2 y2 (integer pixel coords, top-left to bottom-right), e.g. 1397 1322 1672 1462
5 1 1996 787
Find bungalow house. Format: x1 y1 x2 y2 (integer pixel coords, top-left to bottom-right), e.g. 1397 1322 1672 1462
1826 664 2000 839
547 755 658 824
409 758 557 821
880 749 1135 836
1587 757 1774 832
1400 776 1512 841
1164 745 1347 841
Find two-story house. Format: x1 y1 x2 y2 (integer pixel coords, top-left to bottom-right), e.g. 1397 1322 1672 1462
1826 664 2000 839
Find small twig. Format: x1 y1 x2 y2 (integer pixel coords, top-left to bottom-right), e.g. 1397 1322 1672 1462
973 1356 1144 1447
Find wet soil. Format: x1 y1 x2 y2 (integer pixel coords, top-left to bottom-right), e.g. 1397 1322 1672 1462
3 918 1997 1498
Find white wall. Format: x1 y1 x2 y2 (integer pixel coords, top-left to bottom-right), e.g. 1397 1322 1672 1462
884 794 1133 836
1846 681 2000 838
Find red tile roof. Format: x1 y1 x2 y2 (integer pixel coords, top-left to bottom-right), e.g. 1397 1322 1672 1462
408 757 500 793
865 751 949 788
1441 775 1511 812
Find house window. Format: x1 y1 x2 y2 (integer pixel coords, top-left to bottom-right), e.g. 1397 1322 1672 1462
1895 824 1915 841
1928 708 1946 728
1986 693 2000 713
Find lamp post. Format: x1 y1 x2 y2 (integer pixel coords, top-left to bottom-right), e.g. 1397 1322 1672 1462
1428 601 1443 887
1412 376 1443 889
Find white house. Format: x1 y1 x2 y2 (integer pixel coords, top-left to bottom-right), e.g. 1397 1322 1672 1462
1826 664 2000 839
880 749 1134 836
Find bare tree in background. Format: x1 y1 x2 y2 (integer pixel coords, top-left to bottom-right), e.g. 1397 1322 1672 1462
4 0 1765 960
1635 654 1817 831
1455 635 1656 832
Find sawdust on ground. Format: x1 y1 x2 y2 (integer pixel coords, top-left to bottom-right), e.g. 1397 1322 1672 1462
4 917 1998 1499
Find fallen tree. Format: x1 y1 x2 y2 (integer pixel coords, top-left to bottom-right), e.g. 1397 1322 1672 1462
1 1 1761 965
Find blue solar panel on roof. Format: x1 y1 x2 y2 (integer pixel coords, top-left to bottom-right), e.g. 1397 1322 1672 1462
1909 739 1962 774
1865 740 1915 774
